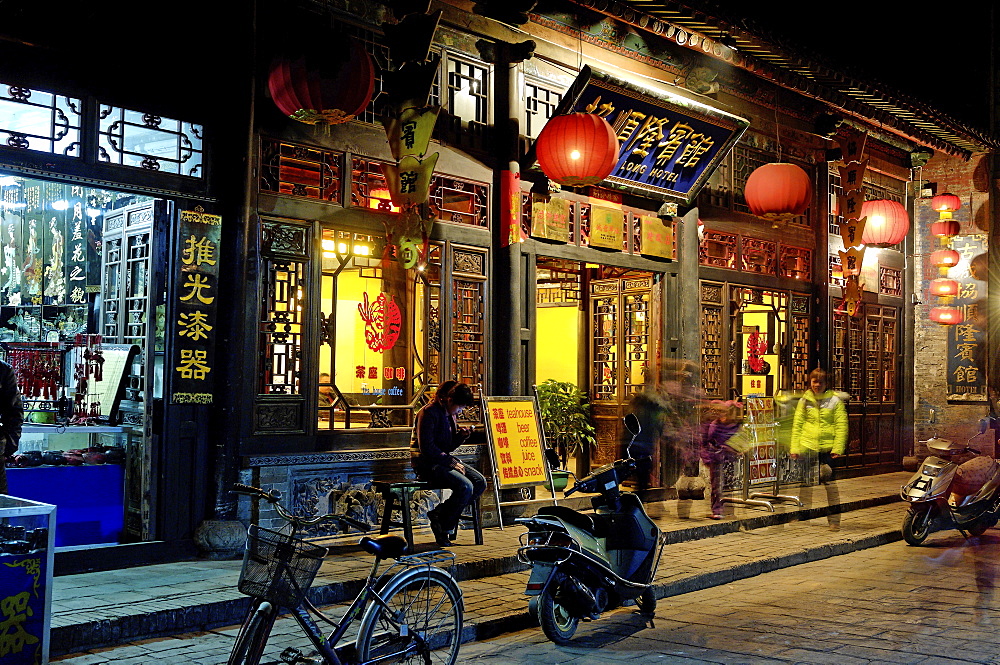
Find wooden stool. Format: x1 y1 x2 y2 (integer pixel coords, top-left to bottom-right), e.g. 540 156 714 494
372 480 484 551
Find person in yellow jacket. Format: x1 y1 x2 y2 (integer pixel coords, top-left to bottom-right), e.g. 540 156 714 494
790 368 847 530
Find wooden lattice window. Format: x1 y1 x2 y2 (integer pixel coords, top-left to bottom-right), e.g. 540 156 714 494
740 237 777 275
879 266 902 296
524 79 562 139
260 138 343 203
259 259 305 395
700 281 725 399
451 248 486 386
779 245 811 281
700 230 737 268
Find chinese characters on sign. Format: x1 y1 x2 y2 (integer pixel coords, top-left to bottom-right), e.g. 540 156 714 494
0 556 45 664
589 205 624 250
171 209 221 404
947 234 987 401
529 195 570 242
639 215 674 259
569 72 748 202
484 398 548 487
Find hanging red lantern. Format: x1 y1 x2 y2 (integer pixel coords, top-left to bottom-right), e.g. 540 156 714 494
931 192 962 212
929 306 964 325
929 278 959 297
268 38 375 126
860 199 909 247
743 163 812 224
930 248 960 269
930 219 961 238
536 113 620 187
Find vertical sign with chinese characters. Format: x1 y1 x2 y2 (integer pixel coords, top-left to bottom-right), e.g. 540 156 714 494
947 234 987 401
171 209 221 404
483 397 548 488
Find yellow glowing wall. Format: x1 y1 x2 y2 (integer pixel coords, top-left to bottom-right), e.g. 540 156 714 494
535 305 580 384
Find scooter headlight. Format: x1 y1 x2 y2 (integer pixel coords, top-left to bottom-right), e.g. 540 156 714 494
921 464 941 477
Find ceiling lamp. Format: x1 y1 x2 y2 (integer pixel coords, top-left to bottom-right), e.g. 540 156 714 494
930 248 960 270
929 278 959 297
535 113 620 187
268 38 375 126
931 219 961 238
929 306 964 325
743 163 812 226
860 199 909 247
931 192 961 212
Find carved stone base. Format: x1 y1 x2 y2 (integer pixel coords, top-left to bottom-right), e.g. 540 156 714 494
194 519 247 560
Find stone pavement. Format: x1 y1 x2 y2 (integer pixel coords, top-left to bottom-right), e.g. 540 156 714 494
51 472 911 660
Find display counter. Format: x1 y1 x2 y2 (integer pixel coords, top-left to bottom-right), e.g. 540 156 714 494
6 425 127 547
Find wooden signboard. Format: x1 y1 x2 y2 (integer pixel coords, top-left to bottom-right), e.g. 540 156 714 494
482 396 549 488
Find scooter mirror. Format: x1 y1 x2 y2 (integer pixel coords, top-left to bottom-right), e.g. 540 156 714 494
623 413 641 437
544 447 561 470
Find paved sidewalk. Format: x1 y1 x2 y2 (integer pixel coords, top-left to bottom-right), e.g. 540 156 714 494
51 472 911 658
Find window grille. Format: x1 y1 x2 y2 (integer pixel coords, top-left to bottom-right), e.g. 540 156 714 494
446 56 489 125
260 138 343 203
0 83 81 157
97 105 203 177
259 246 305 396
524 80 561 139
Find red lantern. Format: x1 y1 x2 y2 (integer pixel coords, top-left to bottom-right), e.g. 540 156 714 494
931 220 961 238
268 38 375 126
929 278 959 297
930 249 960 269
536 113 620 187
931 192 962 212
929 306 964 325
860 199 909 247
743 163 812 223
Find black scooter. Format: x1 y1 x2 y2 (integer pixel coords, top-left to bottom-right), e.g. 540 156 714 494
515 414 663 644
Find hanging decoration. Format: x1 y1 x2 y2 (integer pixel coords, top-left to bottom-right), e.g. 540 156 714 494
927 193 963 325
743 162 812 228
268 37 375 126
835 130 868 316
535 112 619 187
860 199 909 247
378 8 443 269
358 292 402 353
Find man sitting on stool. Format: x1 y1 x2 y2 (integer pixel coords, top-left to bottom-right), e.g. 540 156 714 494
410 381 485 546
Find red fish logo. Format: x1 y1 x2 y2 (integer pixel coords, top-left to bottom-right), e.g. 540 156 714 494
358 292 401 352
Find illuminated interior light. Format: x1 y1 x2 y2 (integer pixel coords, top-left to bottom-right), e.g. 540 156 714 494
570 150 581 160
86 208 102 218
51 200 70 211
0 176 21 187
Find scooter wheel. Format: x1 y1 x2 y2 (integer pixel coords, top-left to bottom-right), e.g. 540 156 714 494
538 587 579 645
902 506 934 546
636 587 657 617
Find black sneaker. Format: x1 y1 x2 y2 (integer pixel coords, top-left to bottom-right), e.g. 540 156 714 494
428 510 451 547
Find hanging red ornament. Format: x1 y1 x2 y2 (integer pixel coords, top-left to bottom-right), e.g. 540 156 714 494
743 163 812 225
929 306 964 325
929 278 959 297
268 38 375 126
931 192 961 212
860 199 909 247
930 219 961 238
930 248 960 269
535 113 620 187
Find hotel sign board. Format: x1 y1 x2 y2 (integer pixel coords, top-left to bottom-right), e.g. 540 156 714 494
528 66 750 205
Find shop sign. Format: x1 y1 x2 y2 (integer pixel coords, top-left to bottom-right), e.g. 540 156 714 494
483 397 547 488
500 170 524 247
530 195 570 242
357 292 401 353
0 553 46 663
171 208 220 405
589 205 623 250
947 234 987 402
639 215 673 259
545 66 748 203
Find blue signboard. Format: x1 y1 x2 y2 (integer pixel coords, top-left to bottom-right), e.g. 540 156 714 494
547 67 749 204
0 553 46 665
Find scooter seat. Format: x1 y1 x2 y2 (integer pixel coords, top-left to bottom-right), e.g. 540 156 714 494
536 505 596 534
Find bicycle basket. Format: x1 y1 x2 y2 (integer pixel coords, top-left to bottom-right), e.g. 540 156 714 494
238 524 328 607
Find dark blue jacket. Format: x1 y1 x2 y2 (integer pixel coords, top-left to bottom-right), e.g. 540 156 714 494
410 401 467 475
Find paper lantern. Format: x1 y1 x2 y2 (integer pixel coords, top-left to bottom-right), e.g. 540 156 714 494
860 199 909 247
929 278 959 297
929 306 964 325
268 38 375 126
744 163 812 223
536 113 620 187
931 220 961 238
930 249 960 269
931 192 962 212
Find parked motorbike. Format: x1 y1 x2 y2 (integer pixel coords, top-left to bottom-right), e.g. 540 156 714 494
901 436 1000 545
515 413 663 644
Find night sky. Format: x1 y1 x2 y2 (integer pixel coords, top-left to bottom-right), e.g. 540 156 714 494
715 2 994 132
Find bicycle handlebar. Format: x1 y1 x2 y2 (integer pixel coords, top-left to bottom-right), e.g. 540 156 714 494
230 483 371 532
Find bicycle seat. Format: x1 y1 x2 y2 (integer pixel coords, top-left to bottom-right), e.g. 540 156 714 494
360 534 409 559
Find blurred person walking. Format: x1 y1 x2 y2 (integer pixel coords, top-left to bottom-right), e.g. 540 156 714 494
699 400 742 519
790 368 847 530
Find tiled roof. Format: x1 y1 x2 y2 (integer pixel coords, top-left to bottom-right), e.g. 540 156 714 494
570 0 995 158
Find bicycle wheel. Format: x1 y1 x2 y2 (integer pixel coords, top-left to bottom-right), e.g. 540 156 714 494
355 566 463 665
228 600 278 665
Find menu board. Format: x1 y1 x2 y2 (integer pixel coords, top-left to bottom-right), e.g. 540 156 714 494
483 396 548 488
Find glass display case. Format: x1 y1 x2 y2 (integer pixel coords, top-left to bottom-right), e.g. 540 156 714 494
6 425 127 547
0 495 55 665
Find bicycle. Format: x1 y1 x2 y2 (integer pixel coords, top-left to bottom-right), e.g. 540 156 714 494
227 483 464 665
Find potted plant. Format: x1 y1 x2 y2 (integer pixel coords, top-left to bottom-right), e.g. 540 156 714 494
535 379 597 481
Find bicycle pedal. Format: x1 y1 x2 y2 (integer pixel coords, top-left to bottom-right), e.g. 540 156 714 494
279 647 317 664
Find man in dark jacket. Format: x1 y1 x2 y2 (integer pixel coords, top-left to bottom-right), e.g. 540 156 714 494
410 381 485 546
0 359 24 494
